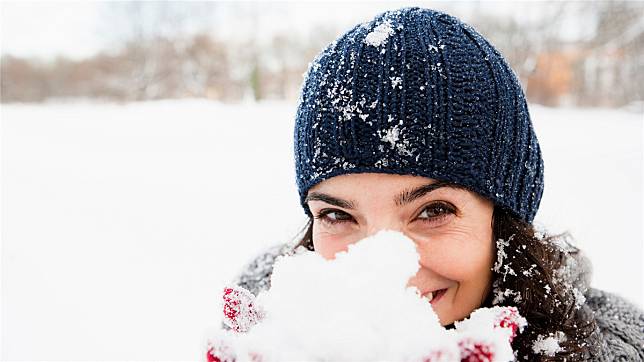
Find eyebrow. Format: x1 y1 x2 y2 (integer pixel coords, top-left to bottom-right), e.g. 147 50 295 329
304 181 467 209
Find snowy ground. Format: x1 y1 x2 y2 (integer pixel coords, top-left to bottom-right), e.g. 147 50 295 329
1 99 642 361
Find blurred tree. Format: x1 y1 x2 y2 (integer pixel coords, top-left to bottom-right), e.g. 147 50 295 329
576 1 644 107
2 1 642 108
100 1 218 101
1 56 50 102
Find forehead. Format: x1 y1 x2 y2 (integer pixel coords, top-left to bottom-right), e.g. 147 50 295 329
311 173 436 190
309 173 471 200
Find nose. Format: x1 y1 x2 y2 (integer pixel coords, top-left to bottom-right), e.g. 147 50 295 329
365 220 408 240
364 222 426 257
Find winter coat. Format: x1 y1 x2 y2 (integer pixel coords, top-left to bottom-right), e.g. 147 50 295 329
221 242 644 361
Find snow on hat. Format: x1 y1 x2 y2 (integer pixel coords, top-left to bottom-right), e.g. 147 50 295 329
293 7 544 223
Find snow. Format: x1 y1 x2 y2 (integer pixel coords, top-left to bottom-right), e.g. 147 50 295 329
207 230 522 362
572 287 587 309
530 105 642 311
379 124 401 148
493 236 519 283
531 332 566 356
364 19 394 47
376 118 413 156
390 76 403 89
552 248 589 310
1 100 641 360
493 237 511 273
212 230 449 360
492 287 522 305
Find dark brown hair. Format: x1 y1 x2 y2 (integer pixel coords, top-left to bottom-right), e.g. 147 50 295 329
291 205 603 361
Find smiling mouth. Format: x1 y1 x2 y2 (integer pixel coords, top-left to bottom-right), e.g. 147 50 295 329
423 288 448 304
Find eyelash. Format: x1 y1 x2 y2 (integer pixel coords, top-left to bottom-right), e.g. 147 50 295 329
313 202 456 227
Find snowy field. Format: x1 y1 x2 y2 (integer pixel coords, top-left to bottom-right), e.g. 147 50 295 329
1 99 642 361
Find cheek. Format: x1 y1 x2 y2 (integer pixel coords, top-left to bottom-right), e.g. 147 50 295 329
416 228 495 282
312 223 360 260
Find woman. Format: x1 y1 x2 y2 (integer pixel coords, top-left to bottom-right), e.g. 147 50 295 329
225 7 643 361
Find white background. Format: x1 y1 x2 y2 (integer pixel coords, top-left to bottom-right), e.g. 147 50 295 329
2 100 642 360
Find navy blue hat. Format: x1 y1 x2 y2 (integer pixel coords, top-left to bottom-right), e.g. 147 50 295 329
293 7 544 223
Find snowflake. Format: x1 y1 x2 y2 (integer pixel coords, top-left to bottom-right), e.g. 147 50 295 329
364 20 394 47
390 76 403 89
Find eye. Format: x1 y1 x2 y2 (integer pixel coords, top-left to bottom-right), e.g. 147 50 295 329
416 202 456 225
314 209 354 226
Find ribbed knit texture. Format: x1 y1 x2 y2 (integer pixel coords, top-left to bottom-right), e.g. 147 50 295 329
294 7 544 223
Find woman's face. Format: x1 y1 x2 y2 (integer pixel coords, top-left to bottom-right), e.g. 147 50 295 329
306 173 495 326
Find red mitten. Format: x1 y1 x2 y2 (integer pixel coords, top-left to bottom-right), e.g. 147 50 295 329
458 338 494 362
492 306 526 343
248 351 264 362
453 306 526 362
420 349 459 362
222 285 265 333
206 338 236 362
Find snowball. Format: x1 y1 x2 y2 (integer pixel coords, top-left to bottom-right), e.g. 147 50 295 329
229 230 453 361
207 230 526 362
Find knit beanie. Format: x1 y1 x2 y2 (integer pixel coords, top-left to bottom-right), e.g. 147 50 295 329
293 7 544 223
